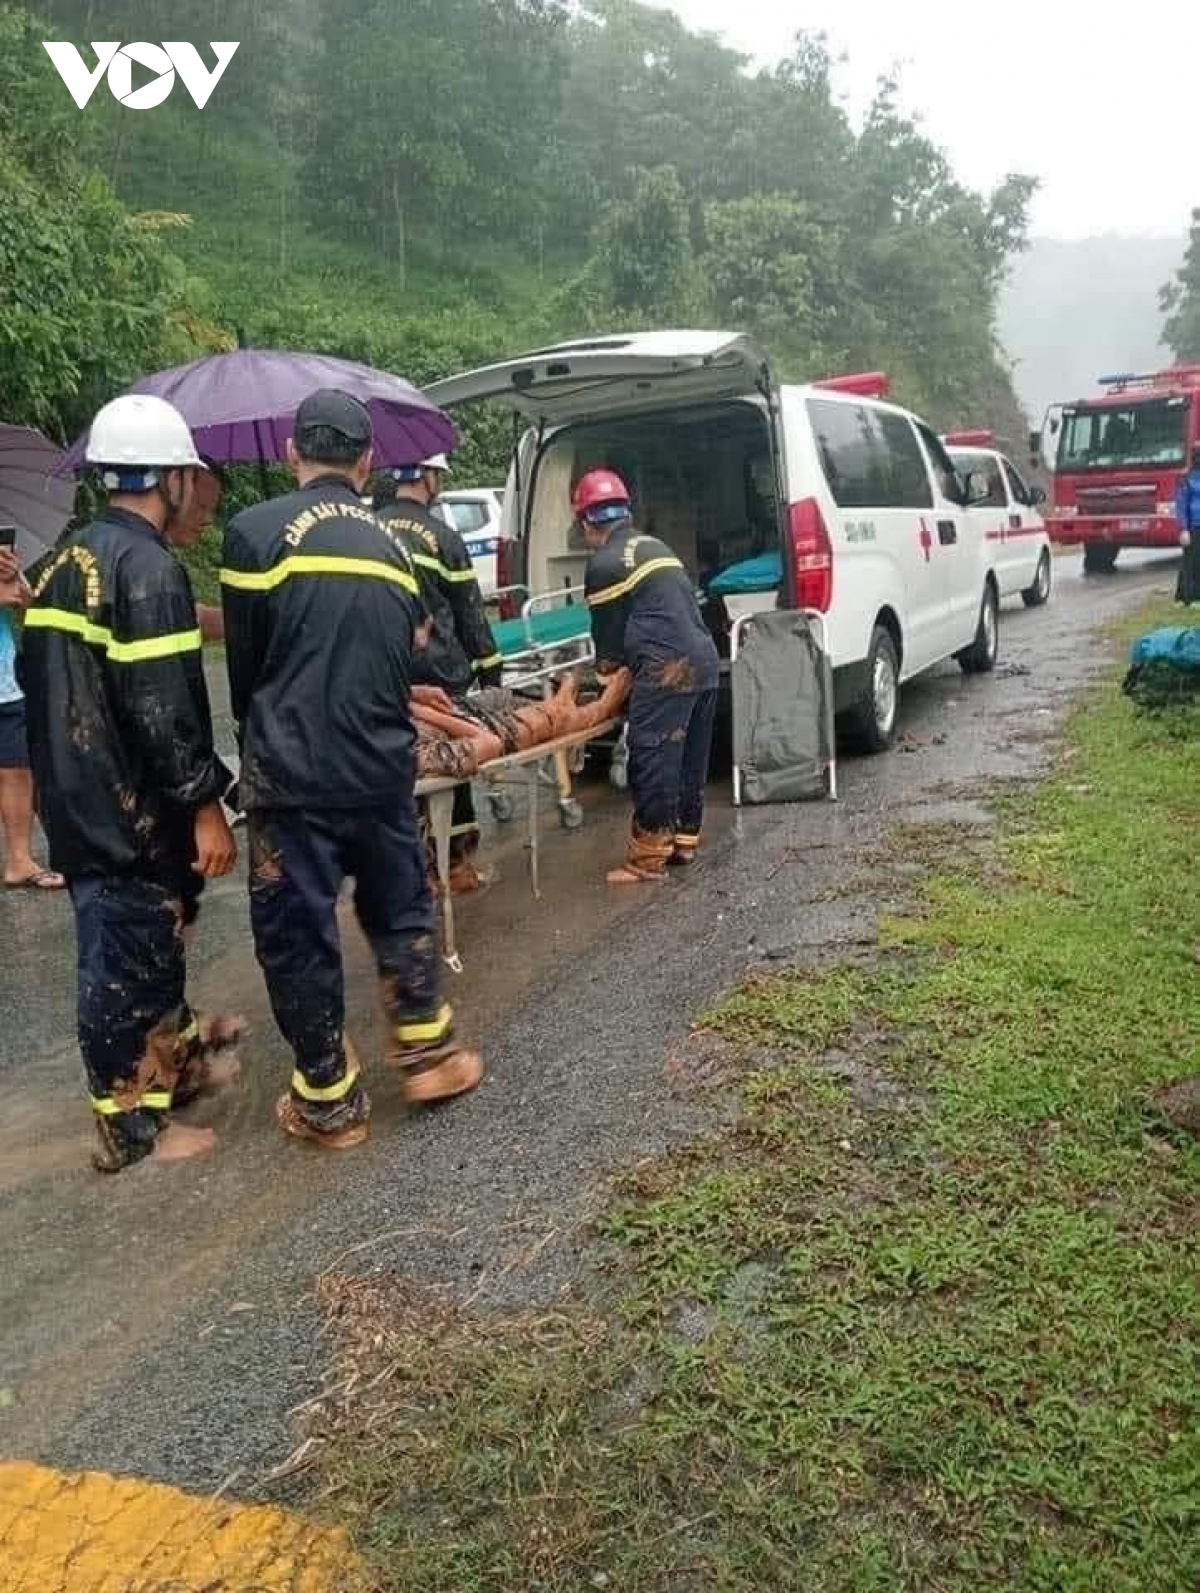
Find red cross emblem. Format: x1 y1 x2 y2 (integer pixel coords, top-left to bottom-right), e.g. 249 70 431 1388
918 520 932 563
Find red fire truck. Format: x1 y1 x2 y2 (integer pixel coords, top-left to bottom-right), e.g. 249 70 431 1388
1033 364 1200 573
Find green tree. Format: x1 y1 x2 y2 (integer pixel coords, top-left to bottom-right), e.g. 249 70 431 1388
0 3 199 440
1161 209 1200 361
565 164 707 327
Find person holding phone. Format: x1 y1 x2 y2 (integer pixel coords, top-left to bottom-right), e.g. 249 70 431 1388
0 532 64 891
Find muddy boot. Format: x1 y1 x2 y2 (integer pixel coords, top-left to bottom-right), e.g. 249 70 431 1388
668 833 701 868
276 1038 371 1150
92 1109 213 1173
385 1009 483 1103
395 1043 484 1103
606 824 673 885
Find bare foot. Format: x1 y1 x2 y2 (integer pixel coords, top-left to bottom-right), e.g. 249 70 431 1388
150 1123 216 1163
606 865 664 885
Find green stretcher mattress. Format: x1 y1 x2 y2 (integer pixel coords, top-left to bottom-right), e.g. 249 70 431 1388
493 605 592 657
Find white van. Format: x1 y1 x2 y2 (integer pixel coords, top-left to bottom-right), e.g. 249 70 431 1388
943 432 1053 609
427 331 1000 751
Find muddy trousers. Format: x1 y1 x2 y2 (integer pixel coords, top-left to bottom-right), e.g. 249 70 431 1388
626 683 718 870
247 795 447 1130
70 873 202 1169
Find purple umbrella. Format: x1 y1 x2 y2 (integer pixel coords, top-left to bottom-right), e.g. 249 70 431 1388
0 425 76 566
61 349 458 473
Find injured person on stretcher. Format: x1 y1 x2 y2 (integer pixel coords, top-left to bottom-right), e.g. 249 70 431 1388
412 666 632 780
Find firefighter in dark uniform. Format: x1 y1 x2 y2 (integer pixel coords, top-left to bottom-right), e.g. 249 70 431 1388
372 453 503 894
221 390 483 1150
21 395 240 1173
577 468 721 883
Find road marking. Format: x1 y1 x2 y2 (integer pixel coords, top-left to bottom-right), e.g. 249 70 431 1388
0 1460 366 1592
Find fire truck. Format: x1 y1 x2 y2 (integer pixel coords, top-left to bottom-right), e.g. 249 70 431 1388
1032 365 1200 573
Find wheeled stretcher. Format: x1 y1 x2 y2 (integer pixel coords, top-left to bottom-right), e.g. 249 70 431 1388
482 587 627 825
416 718 621 972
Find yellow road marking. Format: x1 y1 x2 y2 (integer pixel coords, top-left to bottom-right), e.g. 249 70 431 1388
0 1460 367 1592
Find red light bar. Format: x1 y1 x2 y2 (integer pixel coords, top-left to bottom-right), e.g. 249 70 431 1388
943 428 994 447
814 370 891 398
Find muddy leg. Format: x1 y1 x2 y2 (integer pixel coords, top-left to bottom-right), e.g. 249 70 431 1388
352 789 483 1103
70 874 212 1172
247 810 370 1148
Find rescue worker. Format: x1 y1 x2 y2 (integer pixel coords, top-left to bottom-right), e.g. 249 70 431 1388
20 395 240 1172
1174 441 1200 606
373 454 503 893
577 468 721 884
221 390 483 1150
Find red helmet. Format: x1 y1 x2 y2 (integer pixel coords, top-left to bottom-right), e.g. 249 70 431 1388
571 469 631 517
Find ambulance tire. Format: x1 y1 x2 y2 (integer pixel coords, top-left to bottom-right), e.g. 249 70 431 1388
844 625 900 755
957 583 999 675
1022 550 1052 607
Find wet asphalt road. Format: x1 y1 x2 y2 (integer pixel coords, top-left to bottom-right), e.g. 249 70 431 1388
0 552 1181 1493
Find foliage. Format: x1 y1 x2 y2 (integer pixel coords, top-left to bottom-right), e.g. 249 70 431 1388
319 608 1198 1589
0 3 199 441
5 0 1037 478
1161 208 1200 362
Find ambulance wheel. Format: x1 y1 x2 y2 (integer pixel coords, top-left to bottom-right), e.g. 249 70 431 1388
957 583 999 675
1022 550 1052 607
844 624 899 754
1083 544 1119 575
488 791 516 823
559 799 584 830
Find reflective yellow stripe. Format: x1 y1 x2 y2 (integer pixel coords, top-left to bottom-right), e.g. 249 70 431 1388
220 554 419 597
586 557 685 607
412 553 477 585
91 1090 173 1116
474 652 503 671
675 832 701 848
290 1067 361 1104
396 1004 453 1044
179 1019 201 1046
24 609 201 663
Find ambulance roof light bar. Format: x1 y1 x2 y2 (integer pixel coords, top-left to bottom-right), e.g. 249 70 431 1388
943 428 994 448
813 371 891 399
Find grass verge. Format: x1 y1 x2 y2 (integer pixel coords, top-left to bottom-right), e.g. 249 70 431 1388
315 604 1198 1592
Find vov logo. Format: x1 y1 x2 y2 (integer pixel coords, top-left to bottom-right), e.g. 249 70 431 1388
43 42 240 110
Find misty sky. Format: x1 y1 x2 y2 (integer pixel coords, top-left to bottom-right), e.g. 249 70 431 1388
662 0 1197 239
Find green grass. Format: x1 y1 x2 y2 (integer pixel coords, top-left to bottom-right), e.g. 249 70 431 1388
317 602 1199 1592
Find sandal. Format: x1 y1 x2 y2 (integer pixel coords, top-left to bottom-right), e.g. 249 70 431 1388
6 867 65 891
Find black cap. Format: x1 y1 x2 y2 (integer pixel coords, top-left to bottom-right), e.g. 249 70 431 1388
293 388 372 447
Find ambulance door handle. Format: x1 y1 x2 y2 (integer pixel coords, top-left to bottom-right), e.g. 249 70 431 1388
937 520 957 546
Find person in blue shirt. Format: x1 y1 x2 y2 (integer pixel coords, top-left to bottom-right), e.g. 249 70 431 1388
0 546 64 889
1174 442 1200 605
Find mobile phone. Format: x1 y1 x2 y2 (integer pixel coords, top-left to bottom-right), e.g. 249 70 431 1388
0 526 16 551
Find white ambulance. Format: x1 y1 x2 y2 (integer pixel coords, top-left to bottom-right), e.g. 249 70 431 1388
944 430 1053 609
427 331 1001 751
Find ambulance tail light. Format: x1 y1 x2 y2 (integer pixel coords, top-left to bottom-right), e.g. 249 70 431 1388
789 498 833 612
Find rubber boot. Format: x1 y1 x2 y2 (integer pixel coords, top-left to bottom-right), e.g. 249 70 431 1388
276 1037 371 1150
607 824 674 885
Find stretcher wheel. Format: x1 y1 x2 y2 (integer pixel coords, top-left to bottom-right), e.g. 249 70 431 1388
558 798 584 830
608 759 629 792
488 791 516 823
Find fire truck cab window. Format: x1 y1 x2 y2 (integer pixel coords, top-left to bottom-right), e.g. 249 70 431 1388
1058 399 1187 471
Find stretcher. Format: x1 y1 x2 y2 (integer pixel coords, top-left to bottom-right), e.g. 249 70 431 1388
416 718 620 972
490 586 594 690
484 586 627 821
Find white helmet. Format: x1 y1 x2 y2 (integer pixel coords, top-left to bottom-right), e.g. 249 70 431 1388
420 453 451 473
85 394 206 470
